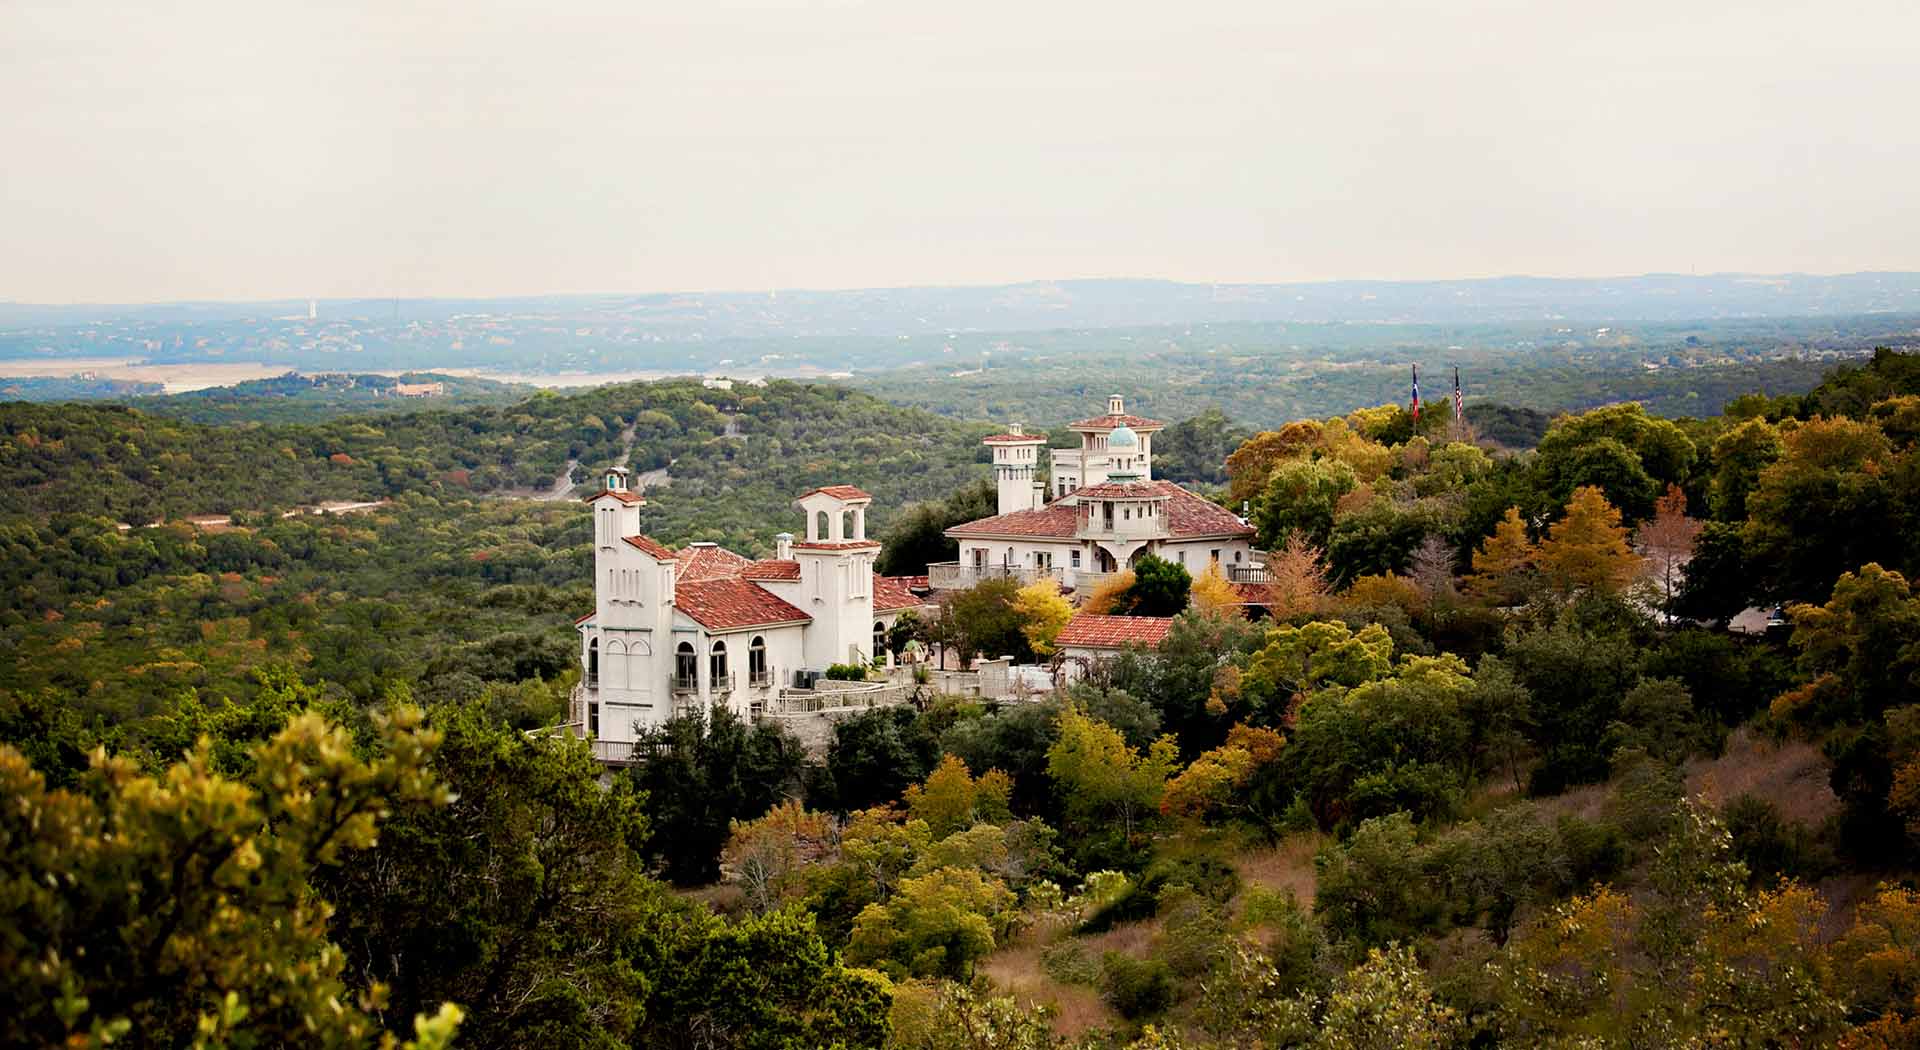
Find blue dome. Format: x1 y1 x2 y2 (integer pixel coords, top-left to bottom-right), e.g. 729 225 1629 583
1108 424 1139 449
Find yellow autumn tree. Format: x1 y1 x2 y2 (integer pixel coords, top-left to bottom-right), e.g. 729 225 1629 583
1190 560 1242 615
1161 724 1287 823
1537 486 1643 595
1081 569 1136 616
1466 507 1537 604
902 754 1013 838
1343 572 1423 615
1011 577 1074 656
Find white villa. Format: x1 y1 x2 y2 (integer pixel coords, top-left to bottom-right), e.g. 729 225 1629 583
934 395 1258 591
574 472 929 747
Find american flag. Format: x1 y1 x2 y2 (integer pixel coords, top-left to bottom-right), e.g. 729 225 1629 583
1453 367 1464 422
1409 365 1420 419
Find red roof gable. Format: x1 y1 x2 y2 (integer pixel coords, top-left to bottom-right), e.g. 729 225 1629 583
622 534 677 560
740 559 802 580
1055 613 1175 649
674 543 751 582
983 433 1047 444
799 484 873 501
675 578 812 631
574 611 596 625
588 489 645 504
874 575 926 612
1067 412 1164 431
946 502 1080 539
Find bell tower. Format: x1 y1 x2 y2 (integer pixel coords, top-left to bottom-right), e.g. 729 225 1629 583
791 485 881 668
985 424 1047 515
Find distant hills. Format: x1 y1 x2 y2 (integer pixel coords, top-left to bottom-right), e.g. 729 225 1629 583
6 272 1920 335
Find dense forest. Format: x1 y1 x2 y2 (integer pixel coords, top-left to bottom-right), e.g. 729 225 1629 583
8 351 1920 1047
0 379 1001 554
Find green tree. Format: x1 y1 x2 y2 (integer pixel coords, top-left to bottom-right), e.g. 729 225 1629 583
1116 553 1192 617
631 904 891 1050
1312 943 1460 1050
1156 408 1252 486
1708 416 1783 521
845 866 1016 979
0 710 460 1049
1252 457 1357 549
945 577 1035 665
877 480 998 576
322 702 652 1049
817 705 941 813
631 706 807 884
1046 707 1179 845
1534 402 1697 522
1776 562 1920 727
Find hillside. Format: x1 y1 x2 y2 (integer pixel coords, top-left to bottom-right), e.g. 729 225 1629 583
0 379 995 553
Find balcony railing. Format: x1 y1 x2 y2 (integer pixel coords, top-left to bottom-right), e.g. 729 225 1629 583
749 670 774 688
1227 565 1271 584
927 562 1065 590
711 672 734 693
584 673 598 689
670 675 698 694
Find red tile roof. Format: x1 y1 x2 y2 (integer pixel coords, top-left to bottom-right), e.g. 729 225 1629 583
574 611 596 625
792 540 882 551
1073 481 1169 500
945 502 1082 539
674 543 752 582
799 484 873 501
945 481 1251 540
874 575 927 612
1055 613 1175 650
740 558 802 580
588 489 645 504
674 578 812 630
1156 482 1256 539
983 433 1047 444
1067 412 1164 431
622 534 677 560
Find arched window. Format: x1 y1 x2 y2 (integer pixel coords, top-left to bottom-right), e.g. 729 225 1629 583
749 635 768 686
710 640 730 690
675 642 697 689
815 510 830 541
587 638 599 688
874 621 886 660
606 639 626 689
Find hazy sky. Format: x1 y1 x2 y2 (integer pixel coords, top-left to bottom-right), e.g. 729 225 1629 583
5 0 1918 303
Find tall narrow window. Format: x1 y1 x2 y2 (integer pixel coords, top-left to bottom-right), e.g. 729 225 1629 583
874 621 886 659
587 638 599 688
749 635 768 685
675 642 696 689
710 641 729 691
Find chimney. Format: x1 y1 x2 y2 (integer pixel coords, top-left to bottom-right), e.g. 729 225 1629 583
1109 394 1125 415
775 532 794 560
1032 479 1046 510
1009 422 1024 436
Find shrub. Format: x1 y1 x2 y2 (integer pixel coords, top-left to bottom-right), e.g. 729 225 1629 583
825 662 871 681
1100 953 1177 1019
1724 794 1835 883
1154 888 1231 977
1040 939 1101 986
